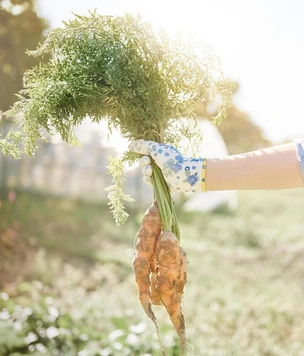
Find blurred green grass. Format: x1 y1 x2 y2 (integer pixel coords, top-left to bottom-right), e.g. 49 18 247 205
0 188 304 355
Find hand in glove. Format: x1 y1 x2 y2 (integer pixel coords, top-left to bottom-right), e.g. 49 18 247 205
129 139 206 193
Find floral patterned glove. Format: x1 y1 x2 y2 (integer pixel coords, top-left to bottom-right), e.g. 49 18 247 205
129 139 206 193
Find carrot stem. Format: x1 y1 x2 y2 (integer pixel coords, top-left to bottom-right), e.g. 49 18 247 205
150 129 180 240
151 162 180 240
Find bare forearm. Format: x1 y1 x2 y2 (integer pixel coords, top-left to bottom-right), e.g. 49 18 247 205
205 143 304 191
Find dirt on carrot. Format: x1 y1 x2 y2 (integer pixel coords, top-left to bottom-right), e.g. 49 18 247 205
177 247 188 299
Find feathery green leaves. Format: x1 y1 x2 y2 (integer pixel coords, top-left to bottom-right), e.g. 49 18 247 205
105 156 135 225
4 12 235 156
2 12 236 226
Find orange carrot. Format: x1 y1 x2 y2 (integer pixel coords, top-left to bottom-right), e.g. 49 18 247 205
155 231 186 353
133 200 161 315
135 200 162 261
133 202 188 354
133 200 164 355
133 252 155 316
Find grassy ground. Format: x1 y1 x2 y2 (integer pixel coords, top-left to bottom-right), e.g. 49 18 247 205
0 188 304 355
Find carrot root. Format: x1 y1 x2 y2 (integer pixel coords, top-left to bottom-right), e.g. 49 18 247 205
154 231 186 352
133 201 165 355
133 202 188 355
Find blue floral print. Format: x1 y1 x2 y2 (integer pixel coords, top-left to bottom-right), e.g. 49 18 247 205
175 155 184 163
164 159 183 174
186 173 199 186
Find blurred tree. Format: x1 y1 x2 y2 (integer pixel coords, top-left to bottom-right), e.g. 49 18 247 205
0 0 49 113
0 0 49 191
195 83 271 154
215 106 272 154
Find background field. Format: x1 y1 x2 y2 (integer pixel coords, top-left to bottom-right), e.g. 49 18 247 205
1 188 304 356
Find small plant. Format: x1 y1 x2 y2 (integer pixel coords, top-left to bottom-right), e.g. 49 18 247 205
0 291 179 356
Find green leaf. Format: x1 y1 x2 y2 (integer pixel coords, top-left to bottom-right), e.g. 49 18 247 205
105 156 135 226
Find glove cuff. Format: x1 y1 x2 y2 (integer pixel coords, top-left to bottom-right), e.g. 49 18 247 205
180 157 205 193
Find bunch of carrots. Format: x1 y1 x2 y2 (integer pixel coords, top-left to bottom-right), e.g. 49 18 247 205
1 12 235 355
133 199 188 354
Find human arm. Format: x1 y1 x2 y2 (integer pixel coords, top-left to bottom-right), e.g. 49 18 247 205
205 142 304 191
129 139 304 192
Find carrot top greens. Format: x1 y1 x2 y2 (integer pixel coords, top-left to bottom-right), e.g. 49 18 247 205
1 12 236 228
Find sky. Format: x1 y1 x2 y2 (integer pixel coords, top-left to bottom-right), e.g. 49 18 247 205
37 0 304 143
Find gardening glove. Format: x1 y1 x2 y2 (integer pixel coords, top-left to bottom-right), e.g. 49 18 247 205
128 139 206 193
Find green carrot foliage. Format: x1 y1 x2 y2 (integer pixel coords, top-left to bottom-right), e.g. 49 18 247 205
105 156 135 225
2 12 236 226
